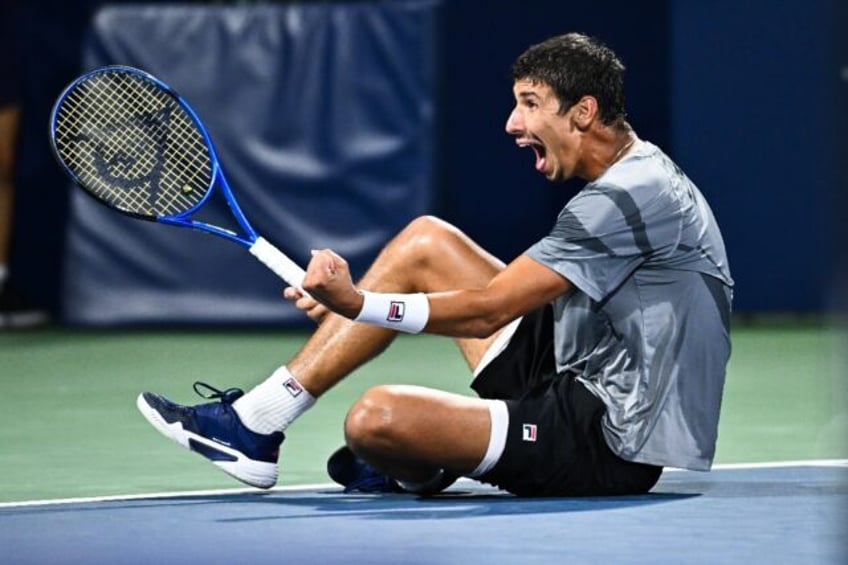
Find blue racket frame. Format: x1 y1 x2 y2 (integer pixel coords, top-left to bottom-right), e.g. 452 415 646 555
50 65 309 290
49 65 260 249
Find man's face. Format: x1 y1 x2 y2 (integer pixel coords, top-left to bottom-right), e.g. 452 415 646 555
505 79 578 182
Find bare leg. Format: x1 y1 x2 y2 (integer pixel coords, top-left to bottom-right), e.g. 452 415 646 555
287 216 508 480
344 384 494 481
289 215 507 395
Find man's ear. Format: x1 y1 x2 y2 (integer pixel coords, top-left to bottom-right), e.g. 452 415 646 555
572 96 599 131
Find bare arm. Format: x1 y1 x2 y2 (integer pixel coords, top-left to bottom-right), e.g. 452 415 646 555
424 254 570 337
300 249 571 338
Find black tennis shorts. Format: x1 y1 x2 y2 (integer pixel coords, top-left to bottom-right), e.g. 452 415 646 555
470 305 662 497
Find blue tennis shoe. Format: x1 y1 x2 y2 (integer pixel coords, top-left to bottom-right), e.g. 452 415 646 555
326 446 404 493
137 382 284 489
327 446 458 495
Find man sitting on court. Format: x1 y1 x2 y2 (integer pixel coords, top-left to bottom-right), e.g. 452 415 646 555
138 32 733 497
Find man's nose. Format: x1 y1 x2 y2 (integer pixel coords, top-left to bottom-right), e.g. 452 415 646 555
505 107 523 134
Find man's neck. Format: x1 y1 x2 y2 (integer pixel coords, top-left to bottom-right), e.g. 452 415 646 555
579 121 636 181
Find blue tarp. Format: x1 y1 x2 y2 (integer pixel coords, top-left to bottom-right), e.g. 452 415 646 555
61 2 440 326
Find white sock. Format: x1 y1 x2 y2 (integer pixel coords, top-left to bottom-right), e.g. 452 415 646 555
232 366 316 434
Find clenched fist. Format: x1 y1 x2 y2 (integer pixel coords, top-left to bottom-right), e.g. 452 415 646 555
298 249 364 319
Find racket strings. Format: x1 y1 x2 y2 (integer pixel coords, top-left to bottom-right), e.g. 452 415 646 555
54 70 214 218
61 86 173 215
67 73 208 208
60 78 172 211
60 79 203 216
91 73 210 213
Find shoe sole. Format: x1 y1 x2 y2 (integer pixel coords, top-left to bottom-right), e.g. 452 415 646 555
136 393 278 489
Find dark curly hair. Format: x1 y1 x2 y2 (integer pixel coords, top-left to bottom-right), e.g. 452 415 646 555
510 33 626 125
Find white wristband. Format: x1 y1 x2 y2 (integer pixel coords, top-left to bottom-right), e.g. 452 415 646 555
354 291 429 334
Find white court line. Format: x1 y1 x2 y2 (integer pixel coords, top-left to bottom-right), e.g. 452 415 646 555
0 458 845 509
710 458 848 470
0 482 335 509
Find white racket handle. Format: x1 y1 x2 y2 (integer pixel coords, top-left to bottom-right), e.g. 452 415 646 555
249 237 307 290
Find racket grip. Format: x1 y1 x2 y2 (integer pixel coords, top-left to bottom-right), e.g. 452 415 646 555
249 237 307 290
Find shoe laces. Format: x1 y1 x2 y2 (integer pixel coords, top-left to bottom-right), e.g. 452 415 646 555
192 381 245 404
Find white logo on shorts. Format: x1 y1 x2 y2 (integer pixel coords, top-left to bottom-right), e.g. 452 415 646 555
522 423 537 442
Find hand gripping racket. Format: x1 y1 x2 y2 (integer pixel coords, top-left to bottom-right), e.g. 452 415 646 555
49 65 307 290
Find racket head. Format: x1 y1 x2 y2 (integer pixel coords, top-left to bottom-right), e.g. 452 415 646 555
50 65 217 221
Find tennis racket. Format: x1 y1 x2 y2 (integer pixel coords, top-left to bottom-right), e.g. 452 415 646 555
49 65 307 290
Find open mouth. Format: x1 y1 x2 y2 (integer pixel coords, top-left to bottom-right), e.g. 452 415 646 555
516 138 547 173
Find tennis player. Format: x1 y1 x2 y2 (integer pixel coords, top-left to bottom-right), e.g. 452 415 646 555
139 32 733 496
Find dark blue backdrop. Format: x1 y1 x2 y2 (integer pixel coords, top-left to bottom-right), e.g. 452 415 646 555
8 0 845 324
670 0 846 313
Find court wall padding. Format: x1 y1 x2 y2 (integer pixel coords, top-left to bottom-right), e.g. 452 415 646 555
60 2 441 326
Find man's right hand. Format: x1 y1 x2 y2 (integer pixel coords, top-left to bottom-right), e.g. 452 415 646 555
283 286 330 324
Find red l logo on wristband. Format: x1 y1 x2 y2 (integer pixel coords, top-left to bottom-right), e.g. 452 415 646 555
387 301 406 322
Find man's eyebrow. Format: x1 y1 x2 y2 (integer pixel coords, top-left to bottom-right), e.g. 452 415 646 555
517 91 541 100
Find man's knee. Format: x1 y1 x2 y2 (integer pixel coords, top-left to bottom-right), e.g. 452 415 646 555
394 215 460 265
344 385 404 454
402 215 456 238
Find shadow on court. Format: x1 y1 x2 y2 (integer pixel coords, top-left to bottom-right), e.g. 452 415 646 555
1 464 845 564
0 489 698 522
212 490 700 523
